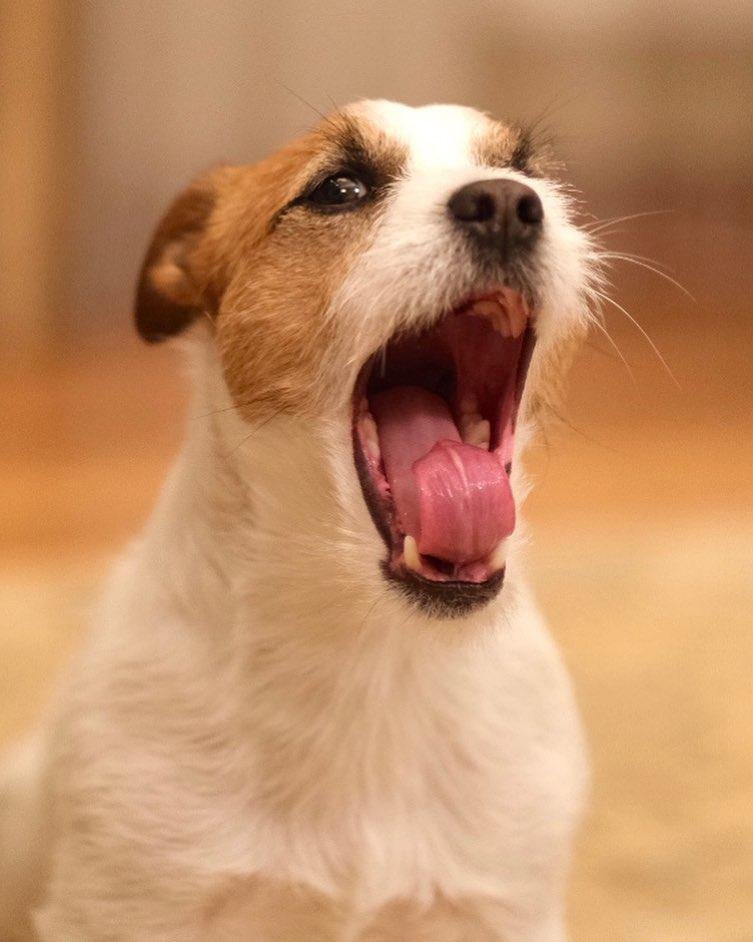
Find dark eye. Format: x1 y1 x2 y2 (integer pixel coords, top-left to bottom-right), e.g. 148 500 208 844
306 174 368 209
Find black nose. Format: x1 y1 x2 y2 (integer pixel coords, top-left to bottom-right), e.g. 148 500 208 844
448 179 544 259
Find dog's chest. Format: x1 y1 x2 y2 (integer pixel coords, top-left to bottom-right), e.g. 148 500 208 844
189 685 581 941
205 882 510 940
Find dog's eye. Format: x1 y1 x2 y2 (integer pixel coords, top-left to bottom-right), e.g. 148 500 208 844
306 175 368 208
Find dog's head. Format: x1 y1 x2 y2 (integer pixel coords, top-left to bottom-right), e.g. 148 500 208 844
135 100 599 620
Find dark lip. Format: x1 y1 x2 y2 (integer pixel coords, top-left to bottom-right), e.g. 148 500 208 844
381 561 507 617
351 301 536 617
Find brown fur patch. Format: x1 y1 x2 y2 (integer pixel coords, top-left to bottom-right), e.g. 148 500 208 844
135 110 408 420
472 122 550 177
214 114 406 422
325 111 409 188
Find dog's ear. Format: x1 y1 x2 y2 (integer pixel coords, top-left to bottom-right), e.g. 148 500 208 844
134 172 220 343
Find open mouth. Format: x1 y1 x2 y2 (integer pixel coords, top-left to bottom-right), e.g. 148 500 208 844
353 287 535 615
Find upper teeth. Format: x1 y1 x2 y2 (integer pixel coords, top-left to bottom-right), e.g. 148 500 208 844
359 413 381 460
507 296 528 338
469 295 527 339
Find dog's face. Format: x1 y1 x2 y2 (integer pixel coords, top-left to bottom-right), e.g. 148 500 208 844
136 100 598 619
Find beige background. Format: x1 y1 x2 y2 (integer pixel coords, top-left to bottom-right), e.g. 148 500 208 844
2 2 753 939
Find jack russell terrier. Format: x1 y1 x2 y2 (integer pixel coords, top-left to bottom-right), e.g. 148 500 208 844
1 100 602 941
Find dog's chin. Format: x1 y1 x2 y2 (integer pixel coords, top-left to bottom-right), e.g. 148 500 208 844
352 287 535 618
379 560 507 618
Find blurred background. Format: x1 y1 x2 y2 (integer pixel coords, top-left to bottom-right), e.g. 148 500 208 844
1 1 752 939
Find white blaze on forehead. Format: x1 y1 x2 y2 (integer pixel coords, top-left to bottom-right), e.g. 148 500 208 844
350 99 490 170
331 98 594 387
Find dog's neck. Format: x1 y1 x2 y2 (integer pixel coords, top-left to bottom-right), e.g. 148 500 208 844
120 342 553 903
135 338 528 684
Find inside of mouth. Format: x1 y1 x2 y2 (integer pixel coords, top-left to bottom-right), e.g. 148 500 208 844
355 296 533 584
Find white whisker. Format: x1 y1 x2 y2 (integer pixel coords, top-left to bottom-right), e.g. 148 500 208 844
585 309 636 384
585 209 674 234
598 253 695 302
593 289 680 387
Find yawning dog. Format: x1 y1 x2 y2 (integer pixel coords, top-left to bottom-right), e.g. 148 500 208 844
1 100 602 940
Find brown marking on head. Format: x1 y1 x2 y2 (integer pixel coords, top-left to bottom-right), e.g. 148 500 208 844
217 113 408 422
472 121 552 177
134 109 408 420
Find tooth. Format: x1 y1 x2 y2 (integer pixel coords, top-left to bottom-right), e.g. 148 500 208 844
461 417 490 448
360 414 381 459
460 413 488 443
460 411 482 441
507 299 528 338
360 412 377 438
488 539 509 572
463 419 491 448
470 298 518 338
403 535 421 572
498 314 513 337
460 410 483 426
472 299 501 319
459 394 477 415
491 303 512 337
472 419 490 448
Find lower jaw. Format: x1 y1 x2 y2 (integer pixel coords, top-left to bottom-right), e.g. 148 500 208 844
352 431 512 618
351 295 534 617
381 559 506 618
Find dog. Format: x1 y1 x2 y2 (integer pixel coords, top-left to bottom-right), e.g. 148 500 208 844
1 100 601 940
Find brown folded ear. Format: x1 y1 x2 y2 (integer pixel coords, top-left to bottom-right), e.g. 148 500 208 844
134 173 219 343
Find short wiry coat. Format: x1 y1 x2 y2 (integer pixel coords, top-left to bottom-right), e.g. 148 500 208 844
0 100 600 941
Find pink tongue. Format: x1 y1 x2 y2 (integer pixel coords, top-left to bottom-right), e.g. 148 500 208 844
370 386 515 565
413 440 515 564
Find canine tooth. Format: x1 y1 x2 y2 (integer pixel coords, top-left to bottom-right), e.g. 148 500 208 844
360 414 381 459
459 414 490 448
460 411 483 425
498 315 513 338
466 419 490 448
491 304 512 337
475 419 491 448
460 411 481 437
488 539 509 572
472 299 501 319
459 394 477 415
403 535 421 572
507 300 528 338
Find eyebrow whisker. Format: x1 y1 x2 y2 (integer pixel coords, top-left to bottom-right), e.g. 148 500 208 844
278 82 328 121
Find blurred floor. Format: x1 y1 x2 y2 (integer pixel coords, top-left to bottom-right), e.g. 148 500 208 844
1 288 752 941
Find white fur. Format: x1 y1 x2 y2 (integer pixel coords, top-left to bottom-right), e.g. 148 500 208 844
358 100 490 168
1 101 596 941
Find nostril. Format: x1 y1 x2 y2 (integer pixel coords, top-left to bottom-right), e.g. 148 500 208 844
449 188 497 223
473 192 496 223
516 192 544 226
